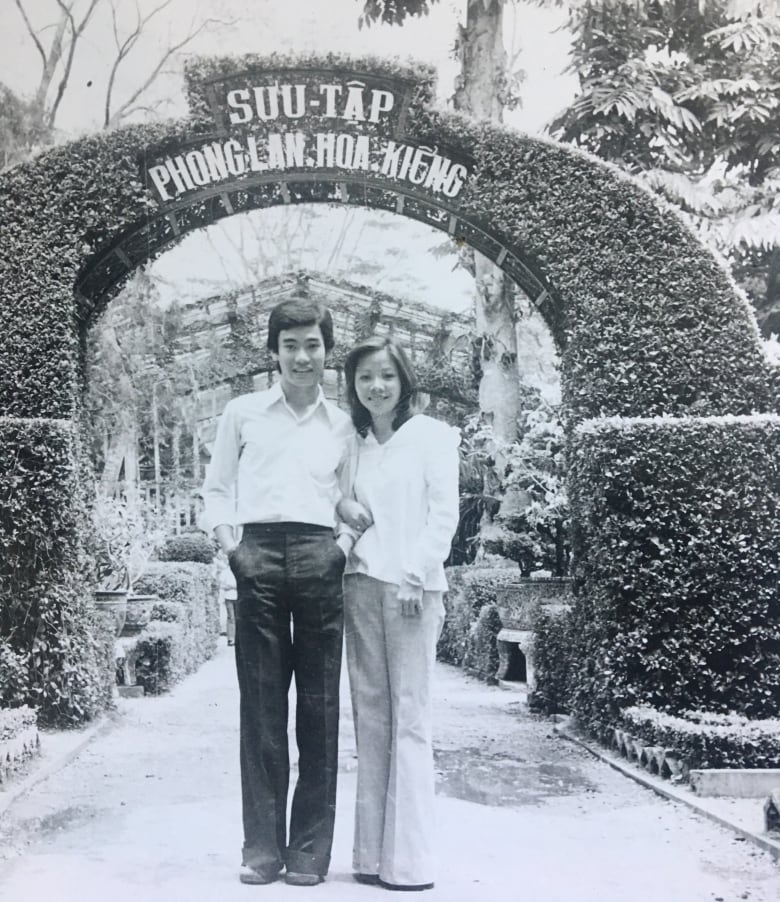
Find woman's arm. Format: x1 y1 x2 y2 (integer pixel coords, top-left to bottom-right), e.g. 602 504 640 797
403 422 460 585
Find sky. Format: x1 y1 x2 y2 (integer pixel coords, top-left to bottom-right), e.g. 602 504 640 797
0 0 575 343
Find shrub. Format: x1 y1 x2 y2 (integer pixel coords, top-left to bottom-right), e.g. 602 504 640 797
620 706 780 771
150 600 186 623
132 621 187 696
568 414 780 735
463 603 502 683
0 705 39 785
528 606 575 715
134 561 219 676
0 641 29 708
0 705 37 743
438 565 521 671
0 419 108 726
157 532 216 564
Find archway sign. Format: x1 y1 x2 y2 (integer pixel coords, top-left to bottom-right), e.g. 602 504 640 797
1 53 778 731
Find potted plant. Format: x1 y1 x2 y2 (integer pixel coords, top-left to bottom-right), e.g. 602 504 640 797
92 490 164 636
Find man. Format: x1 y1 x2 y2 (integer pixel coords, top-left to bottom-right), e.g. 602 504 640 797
202 297 352 887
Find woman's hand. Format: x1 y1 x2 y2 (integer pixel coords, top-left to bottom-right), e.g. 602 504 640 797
337 498 373 533
398 579 423 617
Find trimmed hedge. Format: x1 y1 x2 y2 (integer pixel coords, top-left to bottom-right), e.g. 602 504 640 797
527 605 575 715
0 418 105 726
438 564 521 671
134 561 219 674
463 603 502 683
157 532 216 564
132 621 188 696
620 706 780 771
568 414 780 735
0 705 39 785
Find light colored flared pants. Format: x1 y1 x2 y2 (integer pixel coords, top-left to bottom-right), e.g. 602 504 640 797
343 573 445 886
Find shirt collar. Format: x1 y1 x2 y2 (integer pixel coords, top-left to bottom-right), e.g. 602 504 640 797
260 381 338 425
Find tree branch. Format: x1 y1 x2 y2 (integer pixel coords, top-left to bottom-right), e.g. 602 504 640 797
13 0 47 68
49 0 101 128
106 15 228 126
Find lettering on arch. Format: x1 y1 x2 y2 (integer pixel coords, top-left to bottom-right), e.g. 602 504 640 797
142 66 473 208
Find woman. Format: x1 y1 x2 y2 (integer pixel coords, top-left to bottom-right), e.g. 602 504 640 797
338 336 460 892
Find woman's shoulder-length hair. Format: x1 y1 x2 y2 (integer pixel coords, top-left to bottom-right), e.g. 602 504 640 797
343 336 425 436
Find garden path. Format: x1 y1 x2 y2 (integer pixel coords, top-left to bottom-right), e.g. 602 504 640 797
0 644 777 902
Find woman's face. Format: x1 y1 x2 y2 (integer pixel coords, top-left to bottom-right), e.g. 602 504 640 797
354 348 403 420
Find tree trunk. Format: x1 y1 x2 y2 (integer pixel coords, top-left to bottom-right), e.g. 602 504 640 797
454 0 519 450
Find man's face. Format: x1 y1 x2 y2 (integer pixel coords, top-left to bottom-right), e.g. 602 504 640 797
273 323 327 392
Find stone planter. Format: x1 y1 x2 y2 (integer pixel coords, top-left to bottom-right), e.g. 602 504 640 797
93 589 128 638
121 594 157 637
493 578 573 687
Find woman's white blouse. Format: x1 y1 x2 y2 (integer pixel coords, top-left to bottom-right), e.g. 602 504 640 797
343 414 460 592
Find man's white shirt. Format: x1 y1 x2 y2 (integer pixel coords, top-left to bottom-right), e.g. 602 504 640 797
202 382 352 533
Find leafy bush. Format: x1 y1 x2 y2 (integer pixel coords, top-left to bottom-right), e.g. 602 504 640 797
150 600 185 623
134 561 219 675
157 532 216 564
92 492 166 590
132 621 187 696
463 603 502 683
0 705 39 785
528 606 575 715
0 705 37 742
0 419 107 726
0 641 29 708
568 414 780 734
438 565 521 670
620 706 780 771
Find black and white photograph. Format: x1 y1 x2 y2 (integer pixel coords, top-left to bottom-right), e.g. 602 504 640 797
0 1 779 900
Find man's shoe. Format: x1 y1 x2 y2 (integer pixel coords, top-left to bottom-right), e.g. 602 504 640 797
378 879 435 892
354 873 381 885
239 865 279 885
285 872 324 886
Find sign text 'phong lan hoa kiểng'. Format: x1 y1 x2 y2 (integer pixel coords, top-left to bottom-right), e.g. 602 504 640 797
144 72 471 204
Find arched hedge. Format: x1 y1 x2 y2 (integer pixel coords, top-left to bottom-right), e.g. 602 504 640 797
1 52 778 726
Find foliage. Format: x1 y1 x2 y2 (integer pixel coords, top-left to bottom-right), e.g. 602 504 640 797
447 413 500 566
1 50 778 727
0 418 108 725
0 641 30 708
358 0 441 28
0 83 49 171
85 269 205 488
157 532 216 564
131 620 187 695
551 0 780 334
438 564 521 669
463 602 502 682
0 705 37 742
0 704 38 785
620 705 780 770
3 0 231 161
480 399 570 576
91 491 165 590
568 414 780 732
527 606 575 715
134 561 220 673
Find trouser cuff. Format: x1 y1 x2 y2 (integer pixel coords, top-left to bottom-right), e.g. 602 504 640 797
286 849 331 876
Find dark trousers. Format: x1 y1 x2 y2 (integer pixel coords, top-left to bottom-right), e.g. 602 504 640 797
231 523 345 877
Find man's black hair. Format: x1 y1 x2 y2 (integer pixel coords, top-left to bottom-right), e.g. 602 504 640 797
267 298 335 353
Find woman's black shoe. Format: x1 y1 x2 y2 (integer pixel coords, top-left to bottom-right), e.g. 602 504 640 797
354 873 381 885
378 879 434 892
